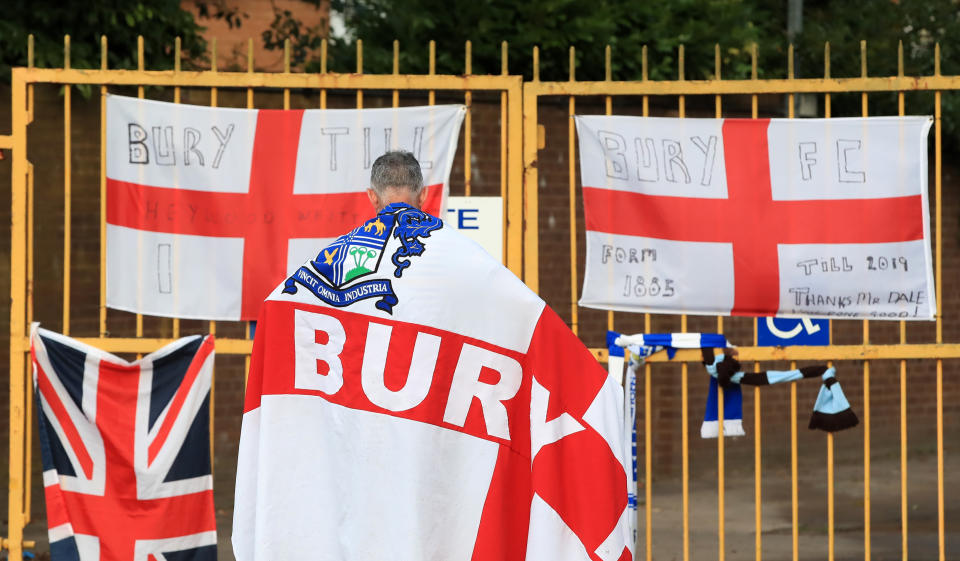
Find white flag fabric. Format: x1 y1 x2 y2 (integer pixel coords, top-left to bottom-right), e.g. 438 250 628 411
576 115 935 320
233 202 633 561
105 95 465 321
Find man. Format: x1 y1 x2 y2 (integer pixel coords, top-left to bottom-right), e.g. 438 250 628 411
233 151 633 561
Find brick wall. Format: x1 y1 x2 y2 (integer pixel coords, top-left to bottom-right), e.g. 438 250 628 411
0 83 957 541
179 0 330 72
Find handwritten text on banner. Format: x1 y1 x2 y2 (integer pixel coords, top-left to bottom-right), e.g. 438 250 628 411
576 115 935 320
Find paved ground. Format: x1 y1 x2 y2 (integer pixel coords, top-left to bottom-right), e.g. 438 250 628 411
11 451 957 560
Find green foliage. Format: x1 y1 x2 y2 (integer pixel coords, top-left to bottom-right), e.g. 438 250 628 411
783 0 960 143
290 0 960 143
0 0 208 78
4 0 958 140
262 1 327 69
315 0 771 80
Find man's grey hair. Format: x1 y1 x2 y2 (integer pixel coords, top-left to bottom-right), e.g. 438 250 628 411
370 151 424 197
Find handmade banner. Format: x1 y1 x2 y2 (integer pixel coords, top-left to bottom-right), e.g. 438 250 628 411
106 95 465 321
576 116 935 319
31 325 217 560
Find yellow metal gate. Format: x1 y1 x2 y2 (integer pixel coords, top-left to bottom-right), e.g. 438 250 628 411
4 35 959 561
2 35 523 559
523 43 957 561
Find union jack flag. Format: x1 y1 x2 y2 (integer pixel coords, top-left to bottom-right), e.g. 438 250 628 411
30 326 217 561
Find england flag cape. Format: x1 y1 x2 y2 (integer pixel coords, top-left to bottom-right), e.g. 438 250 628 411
233 202 633 561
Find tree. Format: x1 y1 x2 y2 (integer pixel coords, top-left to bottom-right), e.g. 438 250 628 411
786 0 960 144
264 0 959 144
0 0 229 77
267 0 773 81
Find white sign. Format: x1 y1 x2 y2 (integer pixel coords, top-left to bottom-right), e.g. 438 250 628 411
445 196 503 264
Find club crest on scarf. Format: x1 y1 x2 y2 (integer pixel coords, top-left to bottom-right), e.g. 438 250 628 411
283 203 443 313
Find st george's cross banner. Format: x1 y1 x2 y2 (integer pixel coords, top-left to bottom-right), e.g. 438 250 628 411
106 95 465 321
575 116 935 319
31 325 217 561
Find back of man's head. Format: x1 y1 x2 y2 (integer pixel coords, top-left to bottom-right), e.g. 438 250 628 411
368 151 425 210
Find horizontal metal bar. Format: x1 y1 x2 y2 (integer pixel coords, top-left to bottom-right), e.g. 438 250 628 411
527 75 960 96
18 336 253 355
0 539 36 549
0 134 12 148
19 336 960 362
13 67 521 91
591 343 960 363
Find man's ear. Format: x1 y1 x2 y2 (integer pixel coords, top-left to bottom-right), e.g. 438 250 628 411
417 186 429 209
366 188 380 211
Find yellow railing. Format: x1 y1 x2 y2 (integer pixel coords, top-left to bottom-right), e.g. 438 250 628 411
523 41 952 561
4 35 956 561
3 35 522 561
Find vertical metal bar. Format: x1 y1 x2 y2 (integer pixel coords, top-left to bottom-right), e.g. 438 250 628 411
208 37 220 473
21 38 36 528
714 43 723 117
245 38 253 109
63 35 72 335
860 39 872 561
137 35 144 99
568 47 578 335
522 46 540 289
643 312 652 561
605 45 614 332
895 40 908 561
824 42 832 118
282 38 290 109
641 44 652 561
750 42 762 561
282 40 290 108
99 35 108 337
824 40 835 561
790 378 799 561
136 35 144 339
787 46 800 561
506 46 522 280
27 34 34 123
428 40 436 106
465 41 472 196
642 45 649 117
500 41 509 264
677 45 690 561
934 42 945 561
899 333 907 561
320 38 328 109
24 155 34 526
713 42 725 561
244 39 255 387
27 37 34 331
604 43 612 115
393 40 400 108
355 39 362 108
681 319 690 561
8 64 29 561
172 37 182 339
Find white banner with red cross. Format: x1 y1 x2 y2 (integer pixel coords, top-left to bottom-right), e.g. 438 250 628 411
575 115 935 320
105 95 464 321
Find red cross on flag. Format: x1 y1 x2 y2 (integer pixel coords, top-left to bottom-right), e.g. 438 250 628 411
575 115 935 320
106 95 465 321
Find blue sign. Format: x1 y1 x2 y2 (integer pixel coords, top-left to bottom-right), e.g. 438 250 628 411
757 317 830 347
